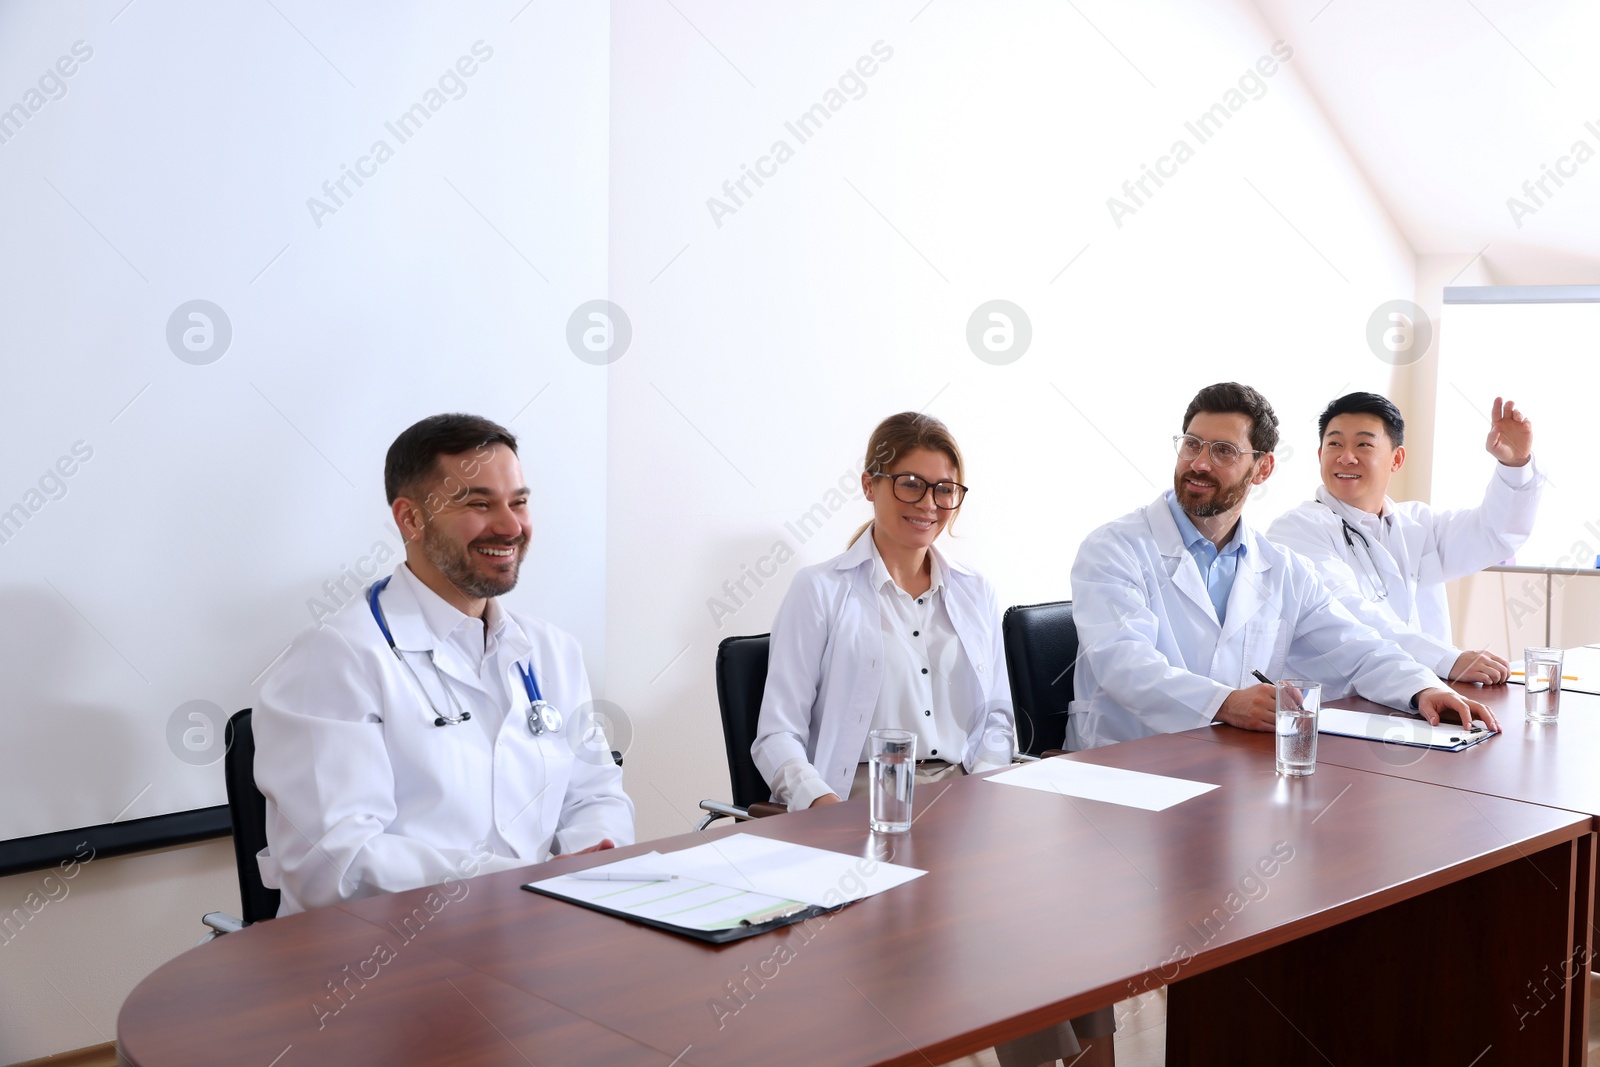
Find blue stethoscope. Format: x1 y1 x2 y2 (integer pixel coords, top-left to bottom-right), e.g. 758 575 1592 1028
367 576 563 735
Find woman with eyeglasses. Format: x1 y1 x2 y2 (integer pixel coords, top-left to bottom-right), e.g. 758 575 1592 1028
752 411 1116 1067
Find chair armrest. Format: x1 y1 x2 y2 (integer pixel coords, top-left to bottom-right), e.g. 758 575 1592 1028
695 798 787 830
202 912 245 936
697 799 750 820
1040 748 1067 759
695 799 749 830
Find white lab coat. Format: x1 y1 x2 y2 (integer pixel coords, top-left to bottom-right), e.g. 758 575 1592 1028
1068 492 1444 750
751 530 1015 804
1266 462 1543 675
255 564 633 915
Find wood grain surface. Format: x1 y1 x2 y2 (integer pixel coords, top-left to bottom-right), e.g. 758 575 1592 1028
119 731 1593 1066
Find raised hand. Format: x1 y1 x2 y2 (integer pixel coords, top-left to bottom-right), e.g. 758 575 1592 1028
1485 397 1533 467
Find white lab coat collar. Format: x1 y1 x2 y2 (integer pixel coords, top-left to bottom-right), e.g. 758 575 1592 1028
835 524 970 582
1146 491 1273 638
379 565 531 683
1313 485 1394 531
753 530 1011 800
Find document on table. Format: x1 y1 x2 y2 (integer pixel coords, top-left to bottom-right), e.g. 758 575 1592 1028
524 835 927 941
1318 706 1495 751
528 852 806 933
1509 646 1600 695
638 832 926 905
985 758 1217 811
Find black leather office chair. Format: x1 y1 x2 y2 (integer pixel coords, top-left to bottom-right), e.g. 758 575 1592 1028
697 634 786 829
202 708 279 935
1002 601 1079 756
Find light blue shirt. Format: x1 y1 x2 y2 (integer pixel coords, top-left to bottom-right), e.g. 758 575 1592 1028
1163 489 1246 624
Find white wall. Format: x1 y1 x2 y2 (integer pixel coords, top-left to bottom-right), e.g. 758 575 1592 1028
1 1 610 1060
0 0 612 845
606 0 1414 842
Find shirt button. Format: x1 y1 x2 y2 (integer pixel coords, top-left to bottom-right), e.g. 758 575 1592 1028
924 709 932 717
977 664 986 673
921 668 929 675
930 748 938 756
912 630 920 637
917 598 925 604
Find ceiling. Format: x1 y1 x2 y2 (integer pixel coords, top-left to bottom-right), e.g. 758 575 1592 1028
1250 0 1600 283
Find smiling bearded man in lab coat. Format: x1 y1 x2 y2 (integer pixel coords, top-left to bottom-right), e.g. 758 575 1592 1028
1067 383 1496 751
255 413 633 915
1266 392 1541 690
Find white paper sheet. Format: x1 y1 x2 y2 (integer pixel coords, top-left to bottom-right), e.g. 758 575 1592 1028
984 758 1217 811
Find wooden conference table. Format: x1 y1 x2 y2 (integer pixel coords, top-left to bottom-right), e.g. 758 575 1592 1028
119 701 1596 1067
1187 681 1600 819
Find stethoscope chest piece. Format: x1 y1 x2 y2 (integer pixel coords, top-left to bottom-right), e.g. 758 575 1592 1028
527 699 563 736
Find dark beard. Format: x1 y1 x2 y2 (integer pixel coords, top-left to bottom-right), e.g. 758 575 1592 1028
422 521 525 600
1174 469 1251 518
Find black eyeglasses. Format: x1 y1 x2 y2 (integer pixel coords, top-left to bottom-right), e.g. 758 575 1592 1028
872 473 968 510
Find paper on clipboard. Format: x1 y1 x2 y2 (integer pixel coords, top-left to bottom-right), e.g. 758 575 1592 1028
629 833 926 906
1318 706 1494 751
528 852 810 933
527 834 927 931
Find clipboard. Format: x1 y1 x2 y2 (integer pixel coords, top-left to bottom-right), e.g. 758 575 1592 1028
522 878 842 944
1318 706 1496 752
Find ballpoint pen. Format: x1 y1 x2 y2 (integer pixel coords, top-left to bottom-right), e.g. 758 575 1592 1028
567 871 677 882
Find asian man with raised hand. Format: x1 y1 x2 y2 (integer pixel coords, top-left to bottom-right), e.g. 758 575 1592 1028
1266 392 1542 688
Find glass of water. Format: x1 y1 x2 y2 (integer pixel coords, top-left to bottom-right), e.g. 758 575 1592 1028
1275 679 1321 777
1524 647 1564 724
869 729 916 833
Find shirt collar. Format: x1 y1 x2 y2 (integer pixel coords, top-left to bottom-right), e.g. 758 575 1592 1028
1162 489 1247 557
392 563 509 650
855 524 946 597
1314 485 1394 530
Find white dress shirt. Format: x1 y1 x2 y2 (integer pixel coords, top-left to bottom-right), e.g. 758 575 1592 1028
255 562 634 914
752 528 1015 811
1267 460 1542 677
857 539 968 765
1068 491 1444 750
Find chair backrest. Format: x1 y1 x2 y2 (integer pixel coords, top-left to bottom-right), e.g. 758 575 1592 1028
224 709 280 924
714 635 774 810
1001 601 1078 755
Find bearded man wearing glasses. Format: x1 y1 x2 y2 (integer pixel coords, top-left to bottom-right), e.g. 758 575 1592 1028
1065 382 1494 751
